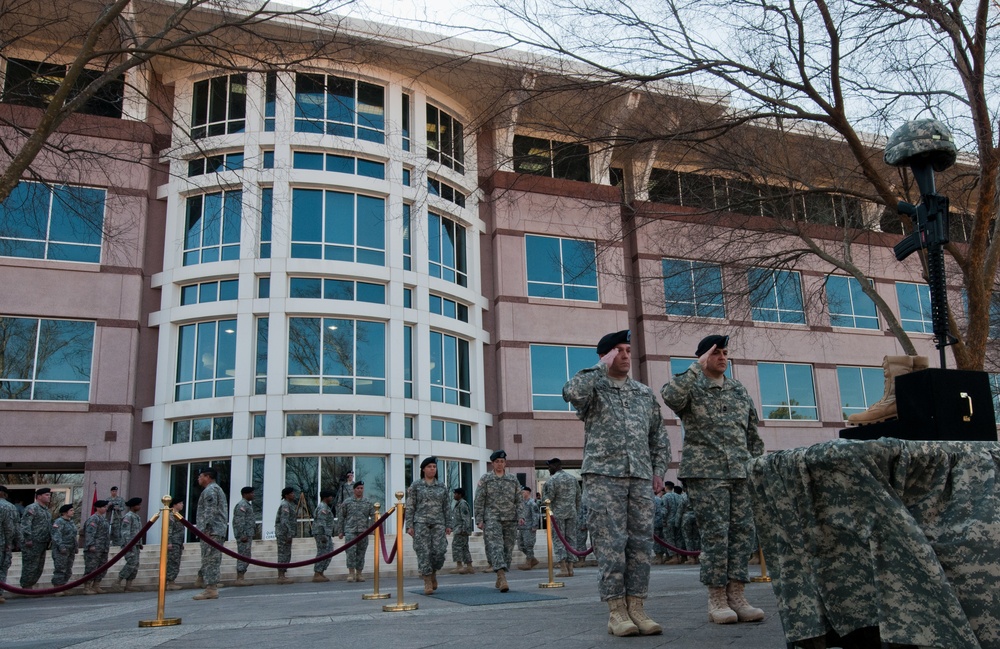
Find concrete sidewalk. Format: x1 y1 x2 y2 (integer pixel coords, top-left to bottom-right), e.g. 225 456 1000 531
0 564 788 648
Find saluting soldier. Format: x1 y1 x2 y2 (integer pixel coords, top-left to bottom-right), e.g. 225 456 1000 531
165 497 185 590
339 481 375 582
232 487 255 586
474 450 522 593
117 497 143 592
19 487 53 589
50 504 78 593
274 487 297 585
312 490 335 583
82 500 111 595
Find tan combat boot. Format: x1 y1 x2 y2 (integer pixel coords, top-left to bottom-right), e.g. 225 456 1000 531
195 574 204 589
276 570 293 585
567 561 574 576
495 569 509 592
626 595 663 635
708 586 738 624
355 570 365 583
124 579 137 592
192 585 218 600
82 581 96 595
312 572 329 583
607 597 640 636
665 555 682 565
449 562 464 574
423 575 434 595
517 560 532 570
556 560 570 577
461 562 475 574
92 581 106 594
346 568 356 582
430 572 436 590
528 557 539 569
847 355 927 425
726 581 765 622
232 573 249 587
166 580 182 591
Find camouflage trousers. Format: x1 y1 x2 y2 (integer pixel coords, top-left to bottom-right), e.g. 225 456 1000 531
84 549 109 583
1 547 12 595
314 535 333 573
166 543 183 582
517 528 536 560
451 532 471 563
118 546 140 581
412 522 447 575
685 478 754 587
200 534 224 585
584 475 653 601
665 522 682 557
344 530 369 571
19 544 46 588
276 538 293 565
482 519 516 572
653 522 668 558
552 516 578 564
682 513 700 552
51 549 76 585
236 538 252 574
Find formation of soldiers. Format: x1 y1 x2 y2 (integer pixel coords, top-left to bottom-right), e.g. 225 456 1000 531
653 481 700 565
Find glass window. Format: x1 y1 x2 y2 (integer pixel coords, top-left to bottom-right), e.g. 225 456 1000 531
170 460 231 542
525 235 598 301
179 279 238 306
184 190 242 266
253 413 266 438
402 93 411 152
288 277 385 304
0 317 95 401
426 104 465 174
285 413 386 438
826 276 879 329
291 151 385 179
191 74 246 139
0 181 105 263
171 415 233 444
259 187 272 259
428 212 467 287
404 416 414 439
430 331 471 407
264 71 276 132
758 362 818 420
648 169 681 204
404 325 413 398
3 57 124 118
175 319 237 401
748 268 806 324
188 152 244 177
293 73 385 143
530 345 594 411
662 258 725 318
402 203 412 271
290 188 385 265
255 317 268 395
836 366 884 420
286 317 386 396
512 135 590 182
283 455 387 519
257 276 270 298
431 420 473 445
429 294 469 322
427 177 466 208
895 282 933 333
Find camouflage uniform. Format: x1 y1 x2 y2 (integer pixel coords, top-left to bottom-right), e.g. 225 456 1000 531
274 499 297 565
543 470 581 564
312 500 336 574
50 516 78 586
0 497 19 598
232 498 255 575
474 472 521 572
577 499 589 555
106 496 126 545
19 501 52 588
406 480 451 576
117 510 143 581
517 496 539 560
653 493 667 560
661 362 764 587
662 491 683 557
563 362 670 601
166 513 185 583
196 482 228 586
338 496 375 572
679 495 700 553
450 497 473 563
83 512 111 585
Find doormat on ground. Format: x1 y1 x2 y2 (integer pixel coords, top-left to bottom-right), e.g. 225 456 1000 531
408 585 566 606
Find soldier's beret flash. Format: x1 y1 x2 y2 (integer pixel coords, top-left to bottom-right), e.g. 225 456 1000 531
489 449 507 462
35 487 51 496
125 497 142 507
695 334 729 357
353 480 365 488
94 499 109 508
420 456 438 470
597 329 630 356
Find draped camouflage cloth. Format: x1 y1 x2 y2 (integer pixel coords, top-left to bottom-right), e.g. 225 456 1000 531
748 438 1000 649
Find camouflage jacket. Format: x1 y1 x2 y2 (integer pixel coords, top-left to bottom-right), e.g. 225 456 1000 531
563 363 670 479
474 473 521 523
663 491 683 527
83 512 111 552
338 497 375 534
196 482 229 538
542 470 581 519
0 498 18 548
274 499 297 541
661 362 764 478
518 498 539 531
313 501 336 538
50 517 78 553
232 498 255 541
654 494 666 527
106 496 126 528
405 480 451 528
120 511 143 547
451 498 473 535
20 502 52 545
168 513 185 546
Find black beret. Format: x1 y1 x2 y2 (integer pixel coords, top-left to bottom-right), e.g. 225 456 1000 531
453 488 464 496
198 467 218 480
489 449 506 462
695 334 729 357
546 458 561 466
111 486 119 491
522 486 531 492
172 496 185 506
597 329 630 356
353 480 364 488
0 485 8 494
125 497 142 507
281 487 295 497
342 471 354 481
420 456 438 470
241 486 255 495
59 504 73 514
35 487 51 496
94 500 109 508
320 489 335 499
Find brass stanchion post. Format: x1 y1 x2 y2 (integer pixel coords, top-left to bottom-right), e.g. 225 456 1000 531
139 495 182 627
539 499 563 589
750 546 771 583
362 502 390 600
383 492 417 611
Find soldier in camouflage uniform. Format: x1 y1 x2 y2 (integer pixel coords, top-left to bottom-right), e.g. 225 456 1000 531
474 450 522 593
50 504 78 592
516 486 539 570
165 497 185 590
662 483 684 564
106 487 126 546
448 488 474 574
652 486 667 564
542 458 581 576
312 489 335 582
192 467 228 600
82 500 111 595
274 487 297 584
0 485 20 603
563 329 670 637
339 481 375 582
406 457 452 595
661 334 765 624
232 487 255 586
679 493 700 559
19 487 53 589
117 497 143 592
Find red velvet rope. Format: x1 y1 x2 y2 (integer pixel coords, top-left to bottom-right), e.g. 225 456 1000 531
377 524 398 564
548 517 594 558
178 510 393 569
0 516 157 596
653 534 701 557
547 517 701 558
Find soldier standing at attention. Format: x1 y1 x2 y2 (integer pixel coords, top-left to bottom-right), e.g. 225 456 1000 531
106 487 126 545
563 329 670 637
474 450 522 593
516 486 539 570
19 487 53 589
82 500 111 595
117 497 143 592
312 490 335 583
542 458 581 576
192 467 228 600
406 457 452 595
232 487 255 586
165 497 185 590
339 481 375 582
274 487 297 585
0 485 20 603
448 488 474 574
50 504 78 593
661 335 765 624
